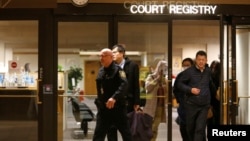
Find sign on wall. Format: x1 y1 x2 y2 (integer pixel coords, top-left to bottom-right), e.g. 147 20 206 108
8 60 20 72
124 0 217 15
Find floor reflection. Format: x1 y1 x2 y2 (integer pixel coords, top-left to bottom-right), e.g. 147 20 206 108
63 97 182 141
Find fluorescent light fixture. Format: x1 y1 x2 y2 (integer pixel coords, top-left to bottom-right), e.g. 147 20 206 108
79 51 146 56
79 51 99 55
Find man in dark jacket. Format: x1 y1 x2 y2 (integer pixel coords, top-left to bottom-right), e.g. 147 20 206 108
177 50 212 141
112 44 140 112
107 44 140 141
93 48 132 141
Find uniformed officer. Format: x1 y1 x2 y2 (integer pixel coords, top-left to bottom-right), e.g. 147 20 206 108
93 48 132 141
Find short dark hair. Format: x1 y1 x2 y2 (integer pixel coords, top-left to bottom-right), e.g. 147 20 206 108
182 58 194 65
112 44 126 54
196 50 207 58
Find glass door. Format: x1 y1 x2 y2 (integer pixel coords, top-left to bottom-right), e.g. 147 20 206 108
117 22 170 140
0 20 39 141
221 16 250 125
57 21 109 141
232 17 250 124
234 24 250 124
172 19 220 140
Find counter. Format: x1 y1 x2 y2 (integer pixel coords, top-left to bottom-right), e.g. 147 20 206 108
0 87 37 120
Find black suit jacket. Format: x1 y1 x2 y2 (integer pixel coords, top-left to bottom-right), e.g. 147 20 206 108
123 57 140 111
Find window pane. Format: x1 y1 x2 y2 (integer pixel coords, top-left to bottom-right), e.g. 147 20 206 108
57 22 108 141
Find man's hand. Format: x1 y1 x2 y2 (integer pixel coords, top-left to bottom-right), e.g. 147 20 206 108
106 98 116 109
191 88 200 95
134 105 140 111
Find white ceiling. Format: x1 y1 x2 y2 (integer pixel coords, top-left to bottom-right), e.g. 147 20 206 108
0 20 220 54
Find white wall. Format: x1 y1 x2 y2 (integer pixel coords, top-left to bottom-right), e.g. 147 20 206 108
236 31 249 124
181 43 207 60
0 43 5 72
207 44 220 65
0 47 13 73
13 54 38 72
179 43 220 65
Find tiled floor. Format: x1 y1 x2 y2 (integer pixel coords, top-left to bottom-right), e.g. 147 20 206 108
63 97 182 141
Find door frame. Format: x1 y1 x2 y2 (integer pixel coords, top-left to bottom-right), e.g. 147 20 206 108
222 16 250 124
0 9 57 141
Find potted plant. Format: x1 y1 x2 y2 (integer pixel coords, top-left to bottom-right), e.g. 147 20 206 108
68 66 83 90
58 65 63 72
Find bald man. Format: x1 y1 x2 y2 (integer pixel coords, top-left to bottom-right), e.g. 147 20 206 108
93 48 132 141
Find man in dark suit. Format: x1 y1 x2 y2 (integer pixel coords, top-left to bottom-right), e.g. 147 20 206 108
106 44 140 141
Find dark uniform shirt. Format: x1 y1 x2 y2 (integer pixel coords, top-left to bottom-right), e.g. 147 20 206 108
96 61 127 109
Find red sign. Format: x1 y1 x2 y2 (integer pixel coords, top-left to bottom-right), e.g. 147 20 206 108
11 62 17 69
8 61 20 72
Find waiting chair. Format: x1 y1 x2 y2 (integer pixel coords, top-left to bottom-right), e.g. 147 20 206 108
70 97 95 136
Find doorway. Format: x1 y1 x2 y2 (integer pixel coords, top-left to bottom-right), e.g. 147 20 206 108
57 21 109 140
84 61 100 95
234 24 250 124
222 16 250 124
219 16 250 125
172 19 220 141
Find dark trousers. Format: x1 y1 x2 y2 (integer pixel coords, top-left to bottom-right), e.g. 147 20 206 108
179 121 189 141
207 106 220 141
93 107 132 141
107 100 134 141
185 102 209 141
177 103 188 141
107 126 118 141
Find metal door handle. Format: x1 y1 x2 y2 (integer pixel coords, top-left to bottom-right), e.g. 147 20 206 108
36 79 42 104
233 80 238 105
